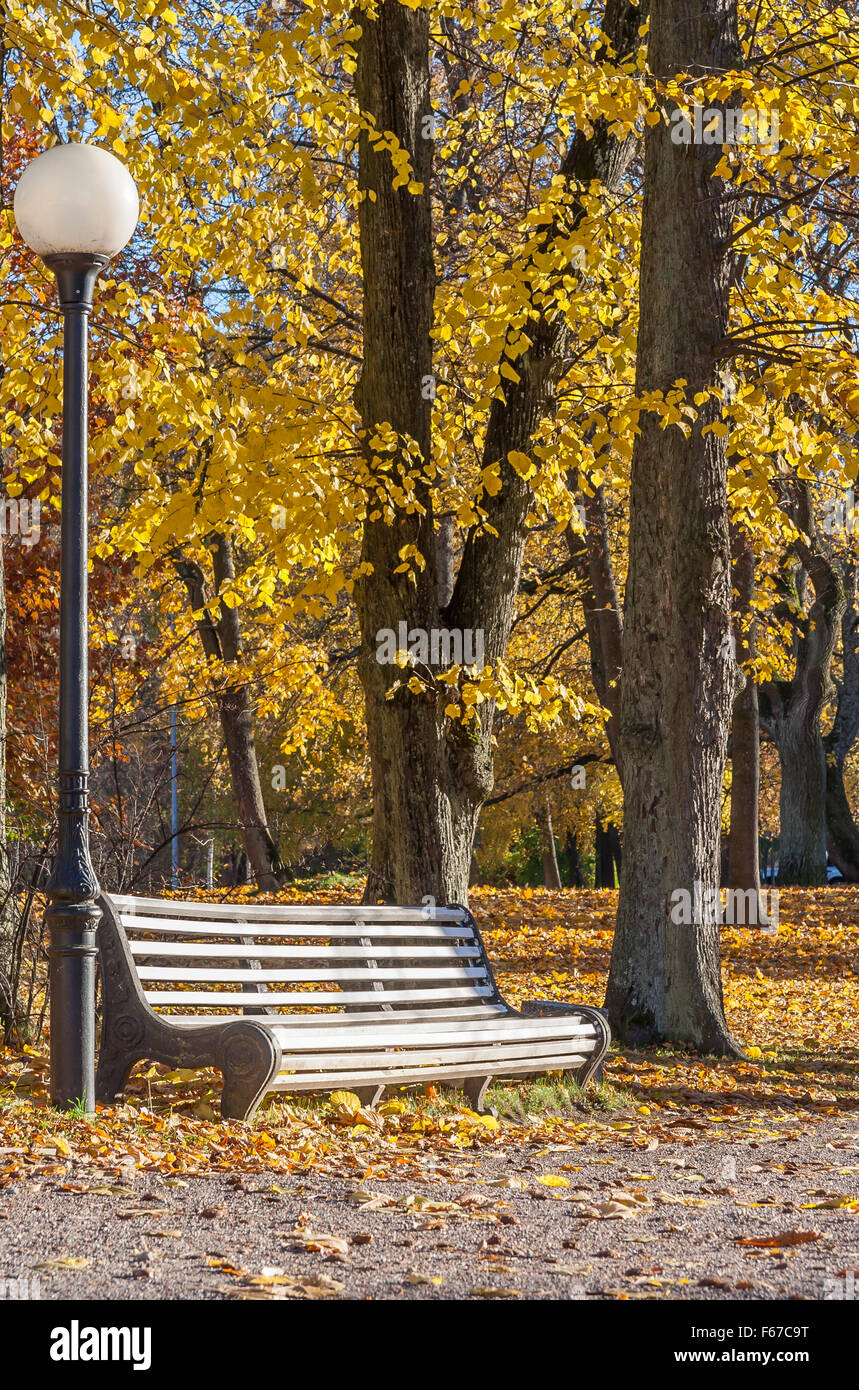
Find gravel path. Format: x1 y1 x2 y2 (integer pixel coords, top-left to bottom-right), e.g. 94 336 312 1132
1 1117 857 1301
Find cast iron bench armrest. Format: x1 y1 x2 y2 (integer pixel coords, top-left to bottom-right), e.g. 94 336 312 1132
518 1000 610 1086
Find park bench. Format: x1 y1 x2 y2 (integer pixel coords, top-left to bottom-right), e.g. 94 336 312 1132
95 892 610 1120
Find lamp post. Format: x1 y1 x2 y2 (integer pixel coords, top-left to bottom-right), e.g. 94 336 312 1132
14 143 139 1110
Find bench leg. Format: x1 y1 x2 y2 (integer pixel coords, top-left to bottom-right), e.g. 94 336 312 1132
217 1022 281 1122
95 1048 140 1106
463 1075 493 1115
563 1062 603 1091
352 1085 385 1109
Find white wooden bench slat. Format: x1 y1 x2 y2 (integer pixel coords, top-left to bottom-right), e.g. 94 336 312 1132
278 1039 592 1070
120 917 476 939
142 985 496 1006
162 1003 510 1027
96 892 610 1118
280 1036 591 1057
114 896 467 923
270 1055 590 1090
158 1015 594 1046
135 965 488 983
268 1019 596 1048
128 941 482 960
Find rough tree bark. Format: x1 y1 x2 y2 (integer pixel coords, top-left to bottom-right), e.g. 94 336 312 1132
824 566 859 880
0 536 11 1032
727 522 764 907
354 0 474 903
174 535 286 891
759 487 846 886
604 0 744 1051
354 0 645 903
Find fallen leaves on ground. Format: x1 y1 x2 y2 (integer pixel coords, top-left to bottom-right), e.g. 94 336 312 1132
734 1230 823 1248
0 887 856 1207
31 1256 90 1271
280 1228 350 1256
207 1256 345 1300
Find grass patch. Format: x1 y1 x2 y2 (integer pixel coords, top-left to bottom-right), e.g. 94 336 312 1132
258 1091 333 1122
486 1075 633 1121
258 1072 634 1126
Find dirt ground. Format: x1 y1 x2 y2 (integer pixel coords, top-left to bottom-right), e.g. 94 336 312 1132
1 1115 857 1301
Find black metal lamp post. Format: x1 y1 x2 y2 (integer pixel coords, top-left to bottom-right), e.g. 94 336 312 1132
14 143 139 1110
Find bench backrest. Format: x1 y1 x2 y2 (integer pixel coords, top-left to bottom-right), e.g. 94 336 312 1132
105 894 502 1020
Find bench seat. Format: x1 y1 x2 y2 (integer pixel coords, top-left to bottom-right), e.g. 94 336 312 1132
95 892 610 1119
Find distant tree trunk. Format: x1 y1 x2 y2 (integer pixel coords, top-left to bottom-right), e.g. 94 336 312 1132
595 817 621 887
354 0 645 904
436 513 456 609
760 495 846 886
605 0 744 1053
595 818 609 888
612 824 622 880
727 523 764 908
0 536 11 1033
825 567 859 880
536 794 562 889
565 829 585 887
173 536 286 891
209 535 285 892
777 729 828 885
566 482 624 776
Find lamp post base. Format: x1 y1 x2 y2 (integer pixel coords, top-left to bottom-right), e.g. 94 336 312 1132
45 769 102 1111
45 904 101 1111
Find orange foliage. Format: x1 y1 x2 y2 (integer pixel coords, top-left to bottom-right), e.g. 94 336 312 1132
0 887 854 1184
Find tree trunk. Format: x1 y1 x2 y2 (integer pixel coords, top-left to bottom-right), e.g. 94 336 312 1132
436 513 456 609
826 769 859 879
825 568 859 880
760 498 846 886
605 0 744 1052
537 794 562 889
595 817 621 887
727 523 764 905
218 686 282 891
0 536 11 1033
174 537 285 891
354 0 482 904
595 818 610 888
777 729 827 884
566 829 585 887
210 535 285 892
566 482 624 775
354 0 645 903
